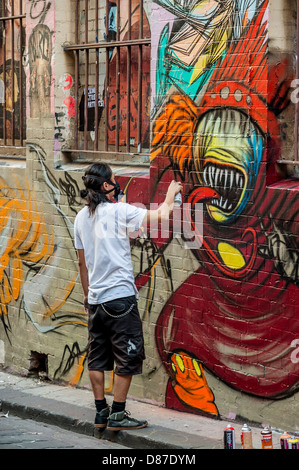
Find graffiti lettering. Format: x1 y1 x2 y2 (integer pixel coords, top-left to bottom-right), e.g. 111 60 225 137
63 73 73 91
29 0 51 24
28 24 52 117
54 111 65 142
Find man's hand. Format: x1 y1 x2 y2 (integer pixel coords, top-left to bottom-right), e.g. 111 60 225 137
143 180 183 226
77 249 89 313
165 180 183 206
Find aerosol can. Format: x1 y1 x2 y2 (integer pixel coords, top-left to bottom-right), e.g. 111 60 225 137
241 424 253 449
174 192 182 206
287 437 299 449
224 424 235 449
280 432 291 449
261 426 273 449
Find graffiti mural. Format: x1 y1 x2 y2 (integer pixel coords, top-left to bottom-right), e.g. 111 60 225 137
27 0 54 117
152 0 262 109
0 0 298 427
0 144 88 384
125 0 299 417
105 0 151 149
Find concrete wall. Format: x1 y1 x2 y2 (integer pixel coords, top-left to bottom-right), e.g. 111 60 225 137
1 0 299 433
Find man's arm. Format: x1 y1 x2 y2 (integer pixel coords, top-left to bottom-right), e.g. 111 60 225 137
143 180 183 225
77 248 89 313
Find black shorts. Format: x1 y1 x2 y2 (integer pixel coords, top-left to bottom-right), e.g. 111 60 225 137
87 295 145 376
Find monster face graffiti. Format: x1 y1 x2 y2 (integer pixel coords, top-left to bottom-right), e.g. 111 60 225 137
146 0 299 414
194 108 264 224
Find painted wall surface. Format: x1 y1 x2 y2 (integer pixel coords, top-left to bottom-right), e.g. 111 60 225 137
1 0 299 432
148 0 299 412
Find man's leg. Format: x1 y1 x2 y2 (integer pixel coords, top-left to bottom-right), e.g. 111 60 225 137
113 374 132 402
89 370 105 399
89 370 110 428
107 373 148 431
110 374 132 415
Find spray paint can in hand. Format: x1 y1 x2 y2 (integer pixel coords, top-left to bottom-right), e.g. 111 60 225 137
241 424 253 449
174 192 182 206
261 426 273 449
224 424 235 449
280 432 291 449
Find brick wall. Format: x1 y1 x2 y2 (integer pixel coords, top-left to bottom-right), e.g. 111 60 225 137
0 0 299 432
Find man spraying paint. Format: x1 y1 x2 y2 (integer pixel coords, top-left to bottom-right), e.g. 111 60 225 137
74 162 182 430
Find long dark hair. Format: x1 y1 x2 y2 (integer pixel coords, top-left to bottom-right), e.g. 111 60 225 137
80 162 113 215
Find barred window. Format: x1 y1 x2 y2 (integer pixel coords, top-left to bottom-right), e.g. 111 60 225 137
63 0 151 165
0 0 26 158
275 0 299 177
295 0 299 164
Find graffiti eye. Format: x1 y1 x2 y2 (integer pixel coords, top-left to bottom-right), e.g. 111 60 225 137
192 359 202 377
175 354 185 373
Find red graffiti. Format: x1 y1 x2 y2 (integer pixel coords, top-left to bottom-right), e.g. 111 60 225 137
64 74 73 91
124 1 299 416
63 96 75 119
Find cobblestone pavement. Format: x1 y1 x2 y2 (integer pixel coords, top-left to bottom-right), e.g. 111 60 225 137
0 413 128 449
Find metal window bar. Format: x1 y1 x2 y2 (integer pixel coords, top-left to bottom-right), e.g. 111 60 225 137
277 0 299 171
295 0 299 162
63 0 151 162
0 0 26 154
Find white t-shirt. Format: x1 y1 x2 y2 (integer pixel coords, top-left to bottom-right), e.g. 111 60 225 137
74 201 147 304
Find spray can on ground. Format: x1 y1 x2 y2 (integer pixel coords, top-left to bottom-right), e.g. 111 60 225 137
287 438 299 449
280 432 291 449
174 192 182 206
261 426 273 449
224 424 235 449
241 424 253 449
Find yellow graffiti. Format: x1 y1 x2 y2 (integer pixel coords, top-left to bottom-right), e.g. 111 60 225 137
104 371 114 394
190 28 230 86
218 242 246 270
41 271 77 320
69 352 87 387
0 70 19 112
0 176 55 317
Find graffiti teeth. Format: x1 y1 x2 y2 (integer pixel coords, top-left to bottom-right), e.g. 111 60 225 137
203 163 245 213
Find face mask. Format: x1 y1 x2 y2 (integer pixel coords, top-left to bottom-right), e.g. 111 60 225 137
112 181 124 201
82 174 124 201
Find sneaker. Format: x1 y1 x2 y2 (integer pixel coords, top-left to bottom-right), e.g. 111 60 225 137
94 406 110 428
107 410 148 431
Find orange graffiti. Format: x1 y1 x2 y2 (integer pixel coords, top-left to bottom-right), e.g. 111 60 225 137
69 352 87 387
0 176 55 317
170 351 218 416
151 94 197 173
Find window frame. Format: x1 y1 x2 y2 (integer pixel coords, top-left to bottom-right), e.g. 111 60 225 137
277 0 299 173
63 0 151 165
295 0 299 163
0 0 26 158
